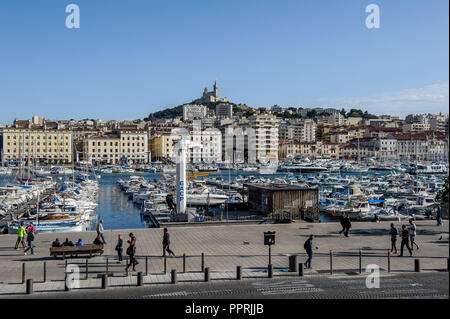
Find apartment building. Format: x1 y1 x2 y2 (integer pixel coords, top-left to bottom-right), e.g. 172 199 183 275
376 135 398 160
249 114 279 162
187 128 222 163
402 123 431 132
394 132 447 161
182 104 207 121
328 113 345 126
330 132 350 144
1 127 73 165
149 133 181 161
278 140 340 159
215 103 233 119
430 113 449 134
340 142 378 160
82 129 148 164
82 135 120 164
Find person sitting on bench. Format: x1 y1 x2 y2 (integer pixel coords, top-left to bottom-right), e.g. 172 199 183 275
52 238 62 247
62 238 74 246
76 239 84 246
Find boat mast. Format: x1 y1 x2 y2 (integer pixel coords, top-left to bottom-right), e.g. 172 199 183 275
71 139 75 188
36 191 39 226
357 135 360 166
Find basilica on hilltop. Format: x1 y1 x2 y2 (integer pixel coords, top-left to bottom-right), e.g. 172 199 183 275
193 80 229 104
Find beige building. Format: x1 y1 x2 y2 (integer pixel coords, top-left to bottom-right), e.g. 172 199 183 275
330 132 350 144
344 117 363 126
1 128 73 165
149 133 180 161
403 123 431 132
82 135 120 164
279 140 340 159
82 129 148 164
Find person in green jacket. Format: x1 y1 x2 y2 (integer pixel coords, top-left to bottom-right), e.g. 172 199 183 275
15 221 27 250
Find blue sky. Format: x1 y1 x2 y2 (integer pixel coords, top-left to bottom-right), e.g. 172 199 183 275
0 0 448 124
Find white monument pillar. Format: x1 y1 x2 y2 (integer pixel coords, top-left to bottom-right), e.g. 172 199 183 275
176 142 187 214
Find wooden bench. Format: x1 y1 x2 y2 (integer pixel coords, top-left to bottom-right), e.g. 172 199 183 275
50 244 104 259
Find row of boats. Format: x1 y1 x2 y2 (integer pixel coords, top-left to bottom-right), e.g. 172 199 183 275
2 173 99 233
205 170 445 221
116 174 248 225
3 158 445 178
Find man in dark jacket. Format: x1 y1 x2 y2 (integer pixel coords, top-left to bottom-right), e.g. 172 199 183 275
436 204 442 226
343 215 352 237
24 225 35 255
338 215 346 234
400 225 413 257
162 228 175 257
52 238 62 247
304 235 314 269
62 238 74 246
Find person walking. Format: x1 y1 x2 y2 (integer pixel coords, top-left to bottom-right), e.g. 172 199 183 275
24 224 35 255
400 225 413 257
126 233 139 271
15 221 27 250
343 214 352 237
162 228 175 257
409 220 419 250
303 235 314 269
26 222 36 234
300 204 306 221
115 234 123 263
436 204 442 226
338 214 346 235
389 223 398 254
96 220 106 244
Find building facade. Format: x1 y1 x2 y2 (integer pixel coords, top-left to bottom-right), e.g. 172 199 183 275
82 129 148 164
249 114 279 162
1 128 73 165
182 104 207 121
215 103 233 119
187 128 222 163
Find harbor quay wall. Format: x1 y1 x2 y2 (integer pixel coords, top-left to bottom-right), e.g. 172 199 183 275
0 220 447 288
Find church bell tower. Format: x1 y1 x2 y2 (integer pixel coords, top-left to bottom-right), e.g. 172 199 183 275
213 79 218 98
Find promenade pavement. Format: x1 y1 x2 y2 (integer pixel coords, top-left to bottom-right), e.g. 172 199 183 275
0 220 448 296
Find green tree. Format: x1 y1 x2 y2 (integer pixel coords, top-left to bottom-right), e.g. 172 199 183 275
306 110 317 118
436 177 449 204
245 109 255 117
